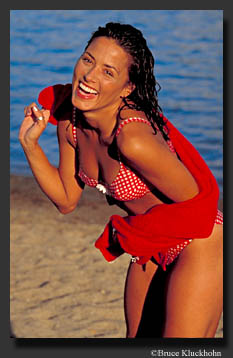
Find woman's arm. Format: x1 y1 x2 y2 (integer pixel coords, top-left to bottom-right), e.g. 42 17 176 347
117 121 199 203
19 103 83 214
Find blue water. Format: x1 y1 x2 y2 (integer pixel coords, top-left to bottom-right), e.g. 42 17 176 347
10 10 223 194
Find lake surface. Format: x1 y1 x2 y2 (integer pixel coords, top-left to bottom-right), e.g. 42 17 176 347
10 10 223 194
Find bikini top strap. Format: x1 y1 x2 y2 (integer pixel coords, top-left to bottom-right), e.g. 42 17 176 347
72 107 78 145
72 124 78 145
115 117 152 137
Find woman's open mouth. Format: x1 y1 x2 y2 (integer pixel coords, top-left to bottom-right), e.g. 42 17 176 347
76 82 98 100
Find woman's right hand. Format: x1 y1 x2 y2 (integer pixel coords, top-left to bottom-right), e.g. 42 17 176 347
19 102 51 149
18 102 83 214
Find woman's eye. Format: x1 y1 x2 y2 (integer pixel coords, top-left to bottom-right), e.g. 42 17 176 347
104 69 114 77
82 57 92 64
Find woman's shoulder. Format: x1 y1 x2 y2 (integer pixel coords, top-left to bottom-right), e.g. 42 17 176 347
116 114 153 155
116 106 170 160
38 83 72 125
116 106 153 137
119 104 147 121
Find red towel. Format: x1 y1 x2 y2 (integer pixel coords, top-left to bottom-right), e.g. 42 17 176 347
38 84 72 125
95 119 219 269
38 84 219 270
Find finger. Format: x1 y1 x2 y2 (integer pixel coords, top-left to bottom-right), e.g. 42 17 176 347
24 106 32 117
32 105 44 121
41 109 50 123
24 102 37 117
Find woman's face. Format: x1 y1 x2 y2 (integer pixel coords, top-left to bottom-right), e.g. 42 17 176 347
72 37 134 116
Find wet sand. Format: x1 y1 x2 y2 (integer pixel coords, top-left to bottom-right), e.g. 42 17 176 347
10 175 223 338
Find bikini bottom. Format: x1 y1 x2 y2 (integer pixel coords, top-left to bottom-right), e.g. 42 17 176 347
131 209 223 268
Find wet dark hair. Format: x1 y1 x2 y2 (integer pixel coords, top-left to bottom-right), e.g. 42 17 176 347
86 22 169 140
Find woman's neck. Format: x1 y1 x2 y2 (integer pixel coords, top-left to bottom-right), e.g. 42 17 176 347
75 107 119 144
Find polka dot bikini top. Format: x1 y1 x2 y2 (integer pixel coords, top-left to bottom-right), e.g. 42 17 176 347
73 117 176 202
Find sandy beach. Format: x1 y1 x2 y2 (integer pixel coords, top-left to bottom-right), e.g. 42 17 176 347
10 174 223 338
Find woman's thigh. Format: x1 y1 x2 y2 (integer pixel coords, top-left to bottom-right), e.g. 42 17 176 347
163 223 223 338
124 260 159 337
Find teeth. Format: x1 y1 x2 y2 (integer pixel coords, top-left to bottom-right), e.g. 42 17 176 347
79 82 97 94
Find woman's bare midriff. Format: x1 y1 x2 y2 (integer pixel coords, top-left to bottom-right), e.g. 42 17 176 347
115 191 165 215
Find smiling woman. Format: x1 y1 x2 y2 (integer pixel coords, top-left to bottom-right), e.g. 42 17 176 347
72 37 134 119
19 22 223 338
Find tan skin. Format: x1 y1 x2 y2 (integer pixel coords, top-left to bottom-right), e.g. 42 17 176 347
19 37 223 338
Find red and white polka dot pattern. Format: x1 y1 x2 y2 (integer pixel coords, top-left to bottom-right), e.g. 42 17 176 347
78 161 150 201
115 117 152 136
72 107 78 144
167 139 176 153
163 209 223 265
73 116 153 201
78 168 100 188
107 161 150 201
165 239 193 265
215 209 223 225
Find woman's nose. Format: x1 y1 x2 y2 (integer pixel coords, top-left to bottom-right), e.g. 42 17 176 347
84 65 98 83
